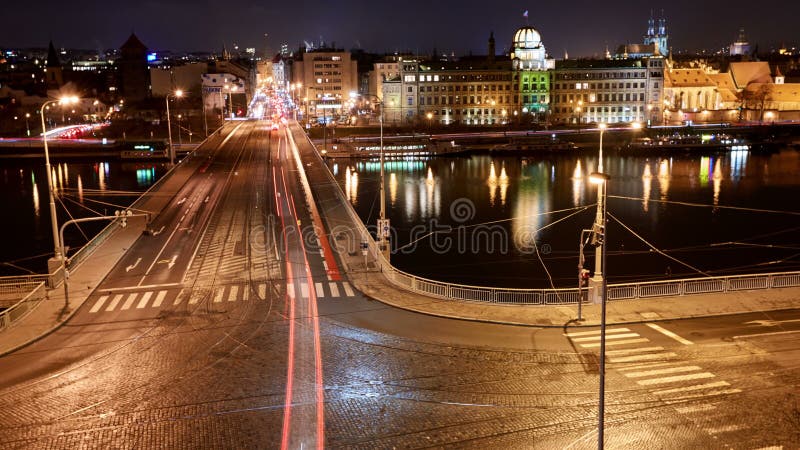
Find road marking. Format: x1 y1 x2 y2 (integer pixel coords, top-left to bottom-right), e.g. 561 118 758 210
90 295 109 313
618 361 679 372
637 372 716 386
287 282 295 299
342 282 354 297
705 424 746 435
106 294 123 312
572 333 640 342
580 338 650 348
228 285 239 302
624 366 703 378
301 283 309 298
189 292 201 305
258 284 266 299
173 290 185 305
608 346 665 356
138 291 153 309
125 257 142 273
665 388 742 403
675 404 717 414
153 290 167 307
565 328 631 337
329 283 340 298
167 255 177 269
315 282 324 297
120 293 138 310
242 287 248 302
98 283 179 293
734 330 800 340
652 381 731 396
213 288 225 303
646 323 694 345
609 352 677 363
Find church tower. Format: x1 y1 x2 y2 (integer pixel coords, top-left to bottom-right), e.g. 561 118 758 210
488 31 496 62
45 40 64 90
644 13 668 56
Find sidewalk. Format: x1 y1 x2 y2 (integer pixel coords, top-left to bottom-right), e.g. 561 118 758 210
293 123 800 328
0 131 228 356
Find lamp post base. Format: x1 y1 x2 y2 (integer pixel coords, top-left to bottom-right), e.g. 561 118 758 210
588 277 604 305
47 256 65 289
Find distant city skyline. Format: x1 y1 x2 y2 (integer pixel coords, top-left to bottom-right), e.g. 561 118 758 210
1 0 798 57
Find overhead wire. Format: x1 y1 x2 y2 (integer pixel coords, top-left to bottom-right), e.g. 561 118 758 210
609 194 800 216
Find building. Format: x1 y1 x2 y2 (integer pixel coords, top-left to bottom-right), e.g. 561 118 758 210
730 29 751 56
511 26 554 122
368 55 403 102
117 33 150 103
616 14 668 59
201 73 246 119
292 48 358 122
550 57 665 125
150 62 208 97
44 41 64 90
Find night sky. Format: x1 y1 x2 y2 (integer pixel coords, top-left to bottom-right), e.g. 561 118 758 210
2 0 798 57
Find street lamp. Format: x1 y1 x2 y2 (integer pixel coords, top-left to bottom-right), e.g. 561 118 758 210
351 92 389 261
426 112 433 135
25 113 31 136
166 89 183 165
589 171 610 450
590 123 607 294
39 96 79 273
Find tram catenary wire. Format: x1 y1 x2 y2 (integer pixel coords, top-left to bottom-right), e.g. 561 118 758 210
609 195 800 216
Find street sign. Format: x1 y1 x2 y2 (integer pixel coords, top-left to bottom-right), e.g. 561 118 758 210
377 219 390 238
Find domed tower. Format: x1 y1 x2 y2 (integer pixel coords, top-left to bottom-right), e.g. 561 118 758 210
511 26 547 70
511 24 552 123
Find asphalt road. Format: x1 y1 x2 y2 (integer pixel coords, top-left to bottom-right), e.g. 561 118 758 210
0 118 797 449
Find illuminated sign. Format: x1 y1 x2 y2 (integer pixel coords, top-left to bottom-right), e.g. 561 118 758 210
134 145 153 151
147 53 157 62
317 104 342 109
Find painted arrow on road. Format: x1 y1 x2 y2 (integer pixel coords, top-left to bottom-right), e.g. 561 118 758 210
151 225 165 236
745 318 800 327
177 197 187 206
168 255 178 269
126 257 142 272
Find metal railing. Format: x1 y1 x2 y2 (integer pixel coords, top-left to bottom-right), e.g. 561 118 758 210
0 281 46 331
300 123 800 306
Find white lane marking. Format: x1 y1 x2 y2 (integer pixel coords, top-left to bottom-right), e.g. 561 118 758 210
177 197 187 205
329 283 340 298
151 225 165 236
105 294 123 312
624 365 703 378
652 381 731 396
609 352 677 363
646 323 694 345
125 258 142 273
300 283 309 298
618 361 679 372
228 285 239 302
258 284 266 299
342 282 354 297
90 295 109 313
173 290 185 305
315 282 324 297
153 290 167 307
189 293 201 305
564 328 631 337
242 287 248 302
213 288 225 303
580 338 650 348
138 291 153 309
637 372 716 386
705 424 747 435
674 404 717 414
167 255 178 269
319 249 325 257
120 293 138 310
608 346 665 356
665 389 742 403
287 282 295 299
734 330 800 340
572 333 641 342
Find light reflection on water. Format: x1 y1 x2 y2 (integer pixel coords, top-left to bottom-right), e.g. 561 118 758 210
329 149 800 287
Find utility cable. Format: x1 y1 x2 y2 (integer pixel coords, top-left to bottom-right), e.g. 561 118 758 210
609 195 800 216
608 212 710 277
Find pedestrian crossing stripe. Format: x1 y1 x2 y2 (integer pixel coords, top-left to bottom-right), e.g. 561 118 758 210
88 280 359 314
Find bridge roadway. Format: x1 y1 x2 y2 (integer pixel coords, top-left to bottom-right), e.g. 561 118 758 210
0 120 798 448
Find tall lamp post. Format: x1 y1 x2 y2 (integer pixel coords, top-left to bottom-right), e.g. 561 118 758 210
166 89 183 165
589 171 610 449
40 96 79 277
351 92 389 261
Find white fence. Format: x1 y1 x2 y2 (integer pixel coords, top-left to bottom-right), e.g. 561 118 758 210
0 281 47 331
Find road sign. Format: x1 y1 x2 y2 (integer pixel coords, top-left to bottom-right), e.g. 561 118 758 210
378 219 390 238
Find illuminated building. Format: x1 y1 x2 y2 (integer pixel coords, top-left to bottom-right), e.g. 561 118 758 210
729 29 751 56
292 47 359 123
550 57 665 125
616 14 668 59
511 26 555 123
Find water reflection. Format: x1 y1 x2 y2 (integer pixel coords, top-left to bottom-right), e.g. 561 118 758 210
513 162 551 251
572 160 584 207
487 162 498 206
77 175 84 203
32 172 40 217
658 159 671 200
642 163 652 213
730 149 748 181
389 173 397 206
713 159 723 206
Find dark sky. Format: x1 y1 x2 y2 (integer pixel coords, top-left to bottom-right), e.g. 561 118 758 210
2 0 798 57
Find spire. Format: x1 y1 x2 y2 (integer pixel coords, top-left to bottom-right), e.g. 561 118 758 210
46 40 61 68
488 31 496 61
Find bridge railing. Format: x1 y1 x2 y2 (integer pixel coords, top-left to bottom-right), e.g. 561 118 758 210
298 123 800 306
0 281 47 331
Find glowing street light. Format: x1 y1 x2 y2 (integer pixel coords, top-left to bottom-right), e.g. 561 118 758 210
166 89 183 165
40 96 79 274
426 112 433 134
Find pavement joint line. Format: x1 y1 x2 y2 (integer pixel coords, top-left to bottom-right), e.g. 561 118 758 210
646 323 695 345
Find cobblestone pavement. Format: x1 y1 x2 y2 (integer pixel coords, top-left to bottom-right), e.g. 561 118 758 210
0 122 798 448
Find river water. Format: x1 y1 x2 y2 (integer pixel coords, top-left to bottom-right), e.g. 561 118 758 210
0 159 169 276
327 148 800 288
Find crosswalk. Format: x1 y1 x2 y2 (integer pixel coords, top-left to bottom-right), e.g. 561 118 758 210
565 326 743 439
89 280 358 314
